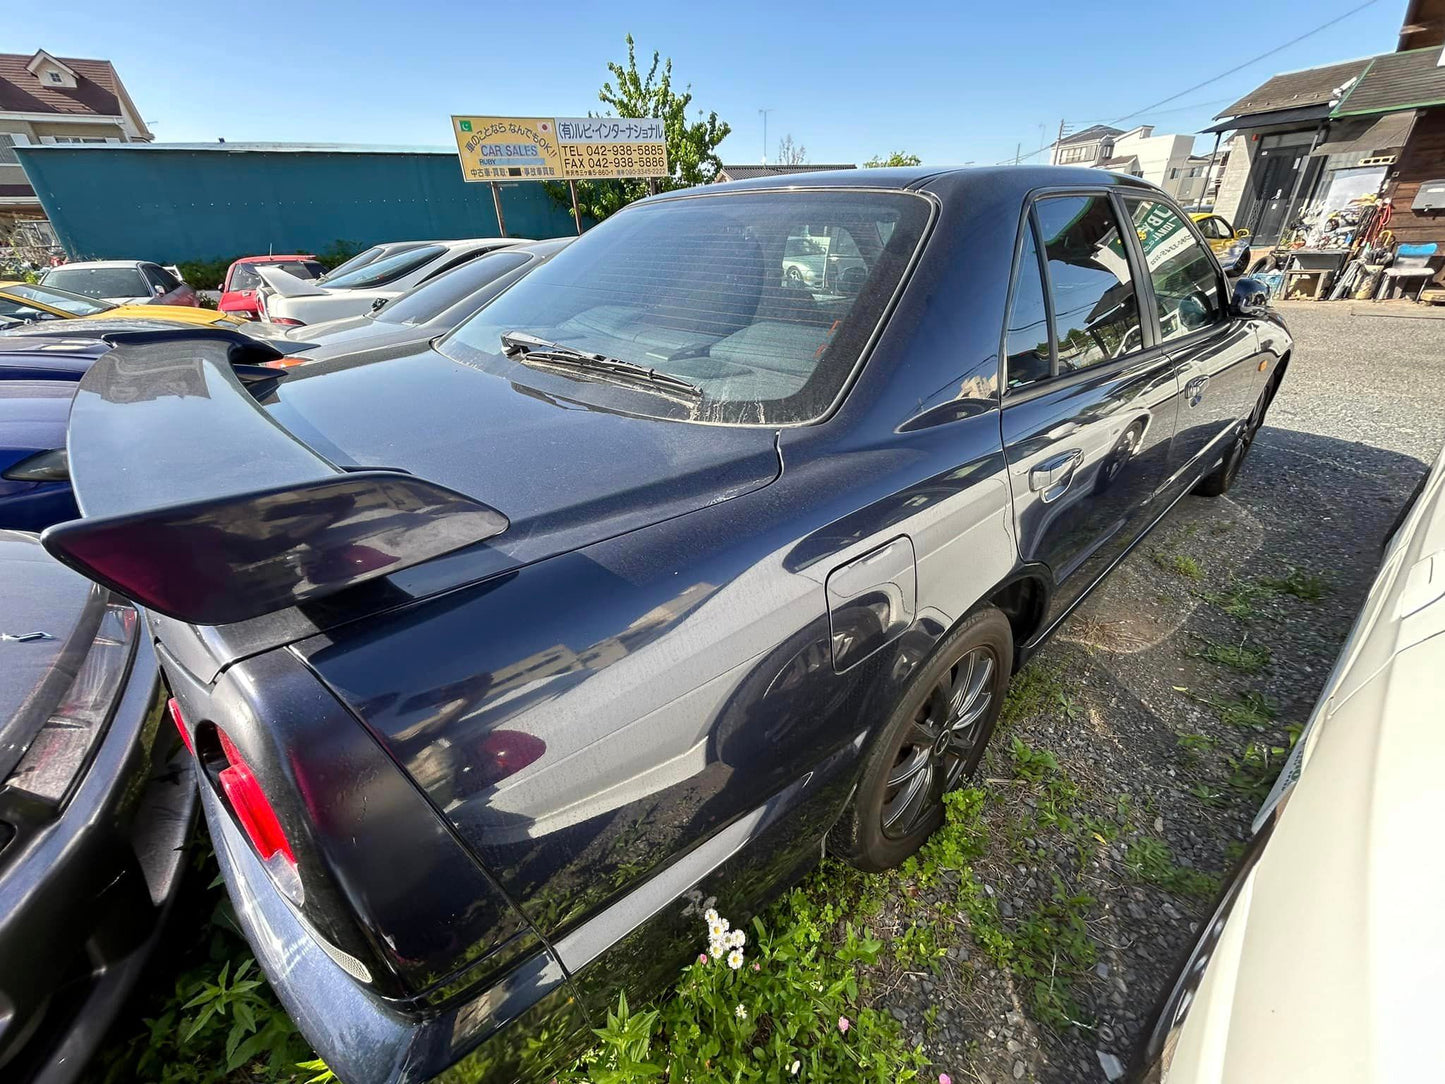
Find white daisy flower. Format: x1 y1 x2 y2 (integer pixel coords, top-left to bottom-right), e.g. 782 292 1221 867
734 1003 747 1020
708 917 729 940
703 908 719 925
727 948 744 970
790 1060 801 1075
709 937 727 958
729 929 746 949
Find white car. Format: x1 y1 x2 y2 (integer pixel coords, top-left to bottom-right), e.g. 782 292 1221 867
255 238 523 326
40 260 198 307
1138 443 1445 1083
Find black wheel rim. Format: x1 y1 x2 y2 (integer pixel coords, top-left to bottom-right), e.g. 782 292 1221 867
880 646 996 839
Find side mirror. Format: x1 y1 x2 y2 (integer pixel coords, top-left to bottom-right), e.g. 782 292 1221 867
1231 276 1270 318
1234 227 1251 239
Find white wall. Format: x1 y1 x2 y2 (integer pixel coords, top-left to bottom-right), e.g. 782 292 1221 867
1110 129 1194 189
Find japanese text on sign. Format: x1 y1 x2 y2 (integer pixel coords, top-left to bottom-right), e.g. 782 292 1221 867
452 115 668 182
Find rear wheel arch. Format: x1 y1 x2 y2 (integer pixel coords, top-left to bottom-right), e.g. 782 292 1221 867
984 568 1052 668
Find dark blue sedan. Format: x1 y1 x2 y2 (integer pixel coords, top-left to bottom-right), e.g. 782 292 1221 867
0 381 75 531
40 166 1290 1083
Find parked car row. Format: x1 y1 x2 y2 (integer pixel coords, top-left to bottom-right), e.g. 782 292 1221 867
7 165 1299 1084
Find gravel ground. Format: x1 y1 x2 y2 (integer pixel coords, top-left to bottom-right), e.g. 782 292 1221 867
855 301 1445 1084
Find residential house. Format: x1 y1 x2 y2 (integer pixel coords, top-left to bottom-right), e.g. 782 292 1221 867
0 49 151 242
1051 124 1200 201
715 163 856 182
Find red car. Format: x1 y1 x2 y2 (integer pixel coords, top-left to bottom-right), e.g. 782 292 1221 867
218 255 326 319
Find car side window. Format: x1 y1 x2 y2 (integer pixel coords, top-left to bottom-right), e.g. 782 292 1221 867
1004 215 1051 390
1035 195 1145 372
141 265 167 293
1203 217 1233 240
1127 199 1225 344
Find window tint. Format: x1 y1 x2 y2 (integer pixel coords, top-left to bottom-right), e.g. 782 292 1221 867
321 245 447 289
8 282 112 315
1128 200 1224 343
1035 196 1143 372
377 250 532 326
442 190 932 425
1004 217 1051 390
42 266 149 300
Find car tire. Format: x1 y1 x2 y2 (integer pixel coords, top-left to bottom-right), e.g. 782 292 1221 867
830 606 1013 873
1194 375 1277 497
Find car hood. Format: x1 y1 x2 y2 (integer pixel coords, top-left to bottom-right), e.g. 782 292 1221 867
0 530 93 753
262 343 781 562
99 305 241 327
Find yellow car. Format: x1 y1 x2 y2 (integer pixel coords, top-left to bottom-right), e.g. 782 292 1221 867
1190 212 1253 276
0 281 247 331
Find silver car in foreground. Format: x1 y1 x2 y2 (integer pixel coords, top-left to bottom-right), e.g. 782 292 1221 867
1139 442 1445 1082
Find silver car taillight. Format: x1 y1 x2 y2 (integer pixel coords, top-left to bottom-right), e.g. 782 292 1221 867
6 602 139 802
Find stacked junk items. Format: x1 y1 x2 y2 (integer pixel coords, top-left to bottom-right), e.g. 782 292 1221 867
1254 194 1443 304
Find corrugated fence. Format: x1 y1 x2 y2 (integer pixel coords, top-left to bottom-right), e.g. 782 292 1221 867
15 143 583 262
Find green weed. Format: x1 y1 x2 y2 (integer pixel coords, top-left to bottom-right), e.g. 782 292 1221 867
1125 838 1221 899
1259 568 1329 601
1196 690 1276 730
1153 550 1203 580
1194 636 1270 674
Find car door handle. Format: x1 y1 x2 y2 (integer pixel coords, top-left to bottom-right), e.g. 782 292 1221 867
1185 375 1210 406
1029 449 1083 500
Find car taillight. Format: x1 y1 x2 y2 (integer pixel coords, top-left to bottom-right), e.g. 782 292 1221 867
262 357 311 369
168 697 193 753
208 723 302 899
5 601 138 804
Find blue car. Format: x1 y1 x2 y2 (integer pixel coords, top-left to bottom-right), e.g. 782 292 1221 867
0 380 75 530
0 337 110 382
40 167 1290 1083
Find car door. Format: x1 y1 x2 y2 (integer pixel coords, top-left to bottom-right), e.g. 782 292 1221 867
1001 191 1180 627
1120 197 1268 489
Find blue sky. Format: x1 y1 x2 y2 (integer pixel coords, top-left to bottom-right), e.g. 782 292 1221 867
13 0 1407 165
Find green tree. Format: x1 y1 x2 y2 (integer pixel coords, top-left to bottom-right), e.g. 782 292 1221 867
864 151 923 167
555 35 731 223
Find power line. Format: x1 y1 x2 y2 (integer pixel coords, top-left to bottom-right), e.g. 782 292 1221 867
1112 0 1384 123
997 0 1385 165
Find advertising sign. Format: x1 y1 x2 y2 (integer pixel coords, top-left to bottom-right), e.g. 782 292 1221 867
451 115 668 182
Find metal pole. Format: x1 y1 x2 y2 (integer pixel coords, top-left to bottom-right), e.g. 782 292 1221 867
489 181 507 237
568 180 583 235
758 108 773 164
1053 119 1066 165
1198 131 1222 209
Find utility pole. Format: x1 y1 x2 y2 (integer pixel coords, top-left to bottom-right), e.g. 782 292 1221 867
1014 142 1022 165
758 108 774 165
1053 118 1068 165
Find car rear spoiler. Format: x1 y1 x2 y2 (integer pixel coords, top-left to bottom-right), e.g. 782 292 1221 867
254 264 327 298
39 328 508 625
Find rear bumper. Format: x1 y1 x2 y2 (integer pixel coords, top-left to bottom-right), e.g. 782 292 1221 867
203 783 589 1084
0 636 195 1084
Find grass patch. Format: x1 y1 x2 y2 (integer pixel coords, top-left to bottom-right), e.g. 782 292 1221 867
1194 636 1270 675
1226 741 1289 803
1153 550 1203 580
1259 568 1328 601
1125 837 1221 899
1176 731 1217 756
998 661 1068 728
1195 690 1276 730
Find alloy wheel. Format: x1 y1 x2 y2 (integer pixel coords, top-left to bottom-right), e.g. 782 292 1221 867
880 646 996 839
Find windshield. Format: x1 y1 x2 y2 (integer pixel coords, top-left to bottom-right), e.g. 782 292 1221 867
228 260 324 292
441 190 931 425
321 245 447 290
4 282 113 315
377 250 532 326
43 266 148 299
317 245 386 282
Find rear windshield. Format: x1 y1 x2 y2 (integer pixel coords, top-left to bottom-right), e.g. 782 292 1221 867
321 245 446 290
43 266 148 299
5 282 112 315
377 250 532 326
228 261 324 291
441 190 931 424
317 245 386 282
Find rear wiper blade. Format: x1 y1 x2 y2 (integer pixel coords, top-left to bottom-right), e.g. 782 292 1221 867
500 331 702 398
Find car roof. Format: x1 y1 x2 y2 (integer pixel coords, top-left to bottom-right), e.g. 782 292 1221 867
45 260 149 270
658 164 1164 201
